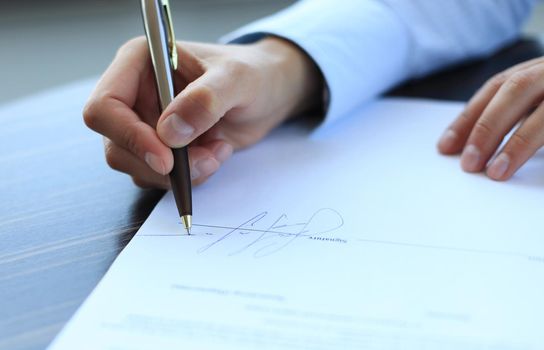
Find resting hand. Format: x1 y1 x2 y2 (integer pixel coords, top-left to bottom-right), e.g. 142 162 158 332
84 37 321 188
438 58 544 181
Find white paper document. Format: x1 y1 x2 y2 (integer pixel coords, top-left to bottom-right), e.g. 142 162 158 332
49 99 544 350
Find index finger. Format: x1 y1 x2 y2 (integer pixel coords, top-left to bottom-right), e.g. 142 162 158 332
83 37 173 175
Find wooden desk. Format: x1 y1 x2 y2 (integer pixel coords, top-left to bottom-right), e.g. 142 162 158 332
0 39 542 350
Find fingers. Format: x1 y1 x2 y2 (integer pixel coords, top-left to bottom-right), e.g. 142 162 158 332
486 105 544 181
437 58 544 181
86 97 174 175
188 140 233 186
104 139 171 189
86 39 241 187
84 37 173 175
157 59 257 148
104 138 233 188
438 58 544 155
437 75 504 154
459 64 544 173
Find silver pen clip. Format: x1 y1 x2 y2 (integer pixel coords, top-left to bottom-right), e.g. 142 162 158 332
159 0 178 71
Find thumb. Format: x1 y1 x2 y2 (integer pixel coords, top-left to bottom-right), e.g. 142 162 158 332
156 65 250 148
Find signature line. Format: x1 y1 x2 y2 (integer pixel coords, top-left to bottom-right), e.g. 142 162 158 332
192 223 308 236
138 225 306 237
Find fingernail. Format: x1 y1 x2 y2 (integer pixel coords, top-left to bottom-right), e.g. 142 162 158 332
192 158 219 180
213 143 233 163
144 152 165 174
487 153 510 180
461 144 481 172
162 113 195 146
438 129 458 150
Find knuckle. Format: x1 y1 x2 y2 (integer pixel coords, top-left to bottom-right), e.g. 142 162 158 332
82 97 103 130
188 84 220 119
487 73 507 90
104 144 122 171
504 71 535 93
225 58 260 92
510 132 534 149
224 58 252 77
121 125 141 157
472 120 494 139
456 111 473 125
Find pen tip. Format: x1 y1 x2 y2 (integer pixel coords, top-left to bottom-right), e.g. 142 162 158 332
181 215 192 235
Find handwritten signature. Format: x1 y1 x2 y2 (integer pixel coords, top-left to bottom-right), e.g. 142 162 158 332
195 208 345 258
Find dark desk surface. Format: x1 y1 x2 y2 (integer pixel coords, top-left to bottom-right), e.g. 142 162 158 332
0 39 542 350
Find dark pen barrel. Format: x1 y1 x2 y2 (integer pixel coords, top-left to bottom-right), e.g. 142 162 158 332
169 147 192 217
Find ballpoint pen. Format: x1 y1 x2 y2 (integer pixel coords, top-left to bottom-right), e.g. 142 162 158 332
141 0 192 234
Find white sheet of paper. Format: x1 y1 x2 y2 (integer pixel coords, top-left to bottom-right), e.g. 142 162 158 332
48 99 544 350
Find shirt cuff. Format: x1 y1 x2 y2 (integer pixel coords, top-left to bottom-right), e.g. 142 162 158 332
221 0 410 128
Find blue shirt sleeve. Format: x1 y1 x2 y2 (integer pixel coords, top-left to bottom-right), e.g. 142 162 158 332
222 0 535 126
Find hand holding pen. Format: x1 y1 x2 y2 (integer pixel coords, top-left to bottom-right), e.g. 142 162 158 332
83 31 322 189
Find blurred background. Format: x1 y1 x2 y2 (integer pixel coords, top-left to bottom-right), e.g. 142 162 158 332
0 0 543 105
